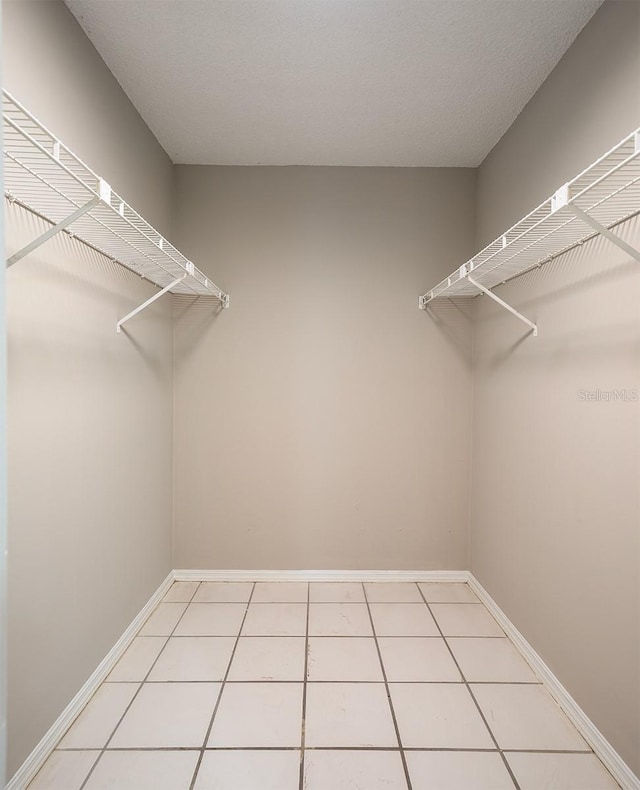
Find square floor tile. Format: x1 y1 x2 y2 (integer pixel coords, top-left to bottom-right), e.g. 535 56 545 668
304 750 407 790
430 604 503 636
163 581 200 603
109 682 220 748
378 637 461 681
406 751 515 789
309 582 365 603
106 637 166 682
193 750 300 790
139 603 188 636
174 603 246 636
305 682 397 747
418 582 479 603
252 582 308 602
390 683 494 748
448 638 538 682
193 582 254 603
506 752 620 790
147 637 235 681
228 636 306 680
307 637 383 681
27 750 100 790
207 682 303 747
369 603 439 636
83 750 199 790
471 684 589 750
59 683 139 749
364 582 423 602
308 603 372 636
241 603 307 636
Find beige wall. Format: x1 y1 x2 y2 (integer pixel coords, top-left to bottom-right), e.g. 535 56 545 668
173 165 476 570
3 0 173 237
471 0 640 774
476 0 640 248
3 0 174 776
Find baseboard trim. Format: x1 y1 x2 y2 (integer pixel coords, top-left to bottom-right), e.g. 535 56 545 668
172 569 469 583
467 573 640 790
6 571 174 790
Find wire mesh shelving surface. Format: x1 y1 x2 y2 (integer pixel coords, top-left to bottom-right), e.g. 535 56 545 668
421 128 640 304
3 89 228 303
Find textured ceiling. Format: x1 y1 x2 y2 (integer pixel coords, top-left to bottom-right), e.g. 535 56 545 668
65 0 602 166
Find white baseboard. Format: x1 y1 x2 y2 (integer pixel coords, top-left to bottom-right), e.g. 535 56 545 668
467 573 640 790
172 569 469 583
7 571 174 790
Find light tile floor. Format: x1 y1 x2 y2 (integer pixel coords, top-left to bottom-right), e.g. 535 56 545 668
27 581 621 789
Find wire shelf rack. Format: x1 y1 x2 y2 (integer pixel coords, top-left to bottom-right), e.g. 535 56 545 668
3 89 228 307
420 127 640 310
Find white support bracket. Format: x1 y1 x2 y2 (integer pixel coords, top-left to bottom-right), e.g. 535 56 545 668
551 183 570 213
6 195 100 267
418 294 429 310
116 274 186 333
564 204 640 263
467 276 538 337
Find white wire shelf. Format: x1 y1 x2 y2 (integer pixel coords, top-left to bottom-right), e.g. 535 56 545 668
3 89 229 316
420 127 640 331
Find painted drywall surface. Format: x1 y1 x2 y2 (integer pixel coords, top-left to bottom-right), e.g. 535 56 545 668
471 0 640 774
476 0 640 249
2 0 173 236
173 165 476 570
3 1 174 776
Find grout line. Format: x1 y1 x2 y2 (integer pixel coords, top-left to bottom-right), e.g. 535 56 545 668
303 600 484 605
361 583 413 790
414 583 523 790
101 678 541 685
187 583 257 790
127 631 507 639
298 583 310 790
213 600 486 606
78 582 204 790
54 745 596 754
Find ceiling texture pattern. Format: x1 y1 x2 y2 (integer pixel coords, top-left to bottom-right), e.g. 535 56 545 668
65 0 603 167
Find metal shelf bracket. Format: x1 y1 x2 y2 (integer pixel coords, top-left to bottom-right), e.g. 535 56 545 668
6 194 101 267
552 183 640 261
467 275 538 337
116 273 187 333
565 204 640 263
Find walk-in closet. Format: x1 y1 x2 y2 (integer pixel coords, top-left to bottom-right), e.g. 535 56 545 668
1 1 639 788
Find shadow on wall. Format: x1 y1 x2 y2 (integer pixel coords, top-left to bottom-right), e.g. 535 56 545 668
172 294 225 363
6 205 173 378
470 224 640 370
422 297 474 362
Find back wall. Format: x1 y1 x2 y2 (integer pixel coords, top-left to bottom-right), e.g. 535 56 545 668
172 166 476 569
